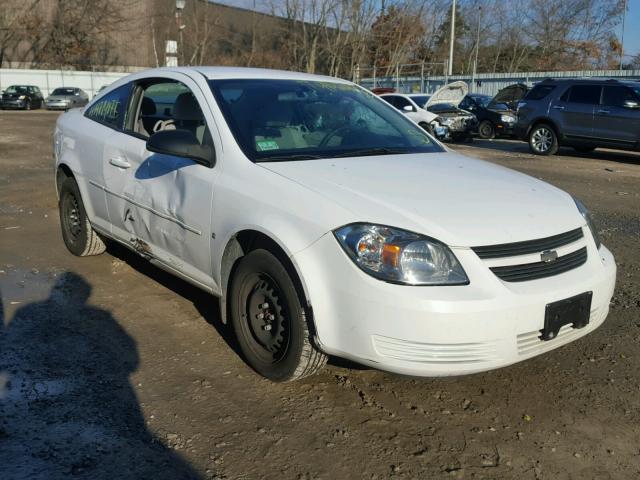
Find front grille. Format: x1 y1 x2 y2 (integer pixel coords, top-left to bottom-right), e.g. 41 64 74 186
472 227 583 259
490 247 587 282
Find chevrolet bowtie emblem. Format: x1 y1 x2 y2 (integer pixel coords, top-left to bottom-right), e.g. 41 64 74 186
540 250 558 263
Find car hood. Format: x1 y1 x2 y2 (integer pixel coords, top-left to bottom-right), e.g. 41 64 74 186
260 152 583 247
47 95 72 101
426 81 468 108
489 83 528 111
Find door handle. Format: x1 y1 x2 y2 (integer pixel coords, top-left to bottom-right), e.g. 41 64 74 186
596 109 610 115
552 105 565 110
109 157 131 169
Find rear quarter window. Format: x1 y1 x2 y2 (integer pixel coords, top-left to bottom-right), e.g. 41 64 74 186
85 84 132 130
525 85 556 101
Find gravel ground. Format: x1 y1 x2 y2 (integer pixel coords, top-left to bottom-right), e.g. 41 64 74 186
1 110 639 480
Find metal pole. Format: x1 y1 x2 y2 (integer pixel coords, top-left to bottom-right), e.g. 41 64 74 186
395 64 399 91
421 62 425 92
373 65 377 88
448 0 456 76
620 0 627 71
471 6 481 90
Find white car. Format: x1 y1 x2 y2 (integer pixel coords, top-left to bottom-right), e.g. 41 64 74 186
54 67 616 382
379 92 446 137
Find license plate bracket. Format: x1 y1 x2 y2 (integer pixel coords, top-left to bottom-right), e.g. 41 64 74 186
541 291 592 341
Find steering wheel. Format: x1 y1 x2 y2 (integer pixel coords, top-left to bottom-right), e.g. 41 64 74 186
318 126 358 147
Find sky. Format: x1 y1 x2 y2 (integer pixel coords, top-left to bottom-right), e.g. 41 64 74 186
215 0 640 62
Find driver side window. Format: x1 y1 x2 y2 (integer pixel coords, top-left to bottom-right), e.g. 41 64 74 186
130 80 212 147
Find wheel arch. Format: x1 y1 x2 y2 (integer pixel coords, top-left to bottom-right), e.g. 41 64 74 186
527 117 561 140
56 163 74 199
218 229 317 335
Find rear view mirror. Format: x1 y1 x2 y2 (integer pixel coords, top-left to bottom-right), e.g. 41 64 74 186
623 100 639 109
402 105 414 112
146 129 215 168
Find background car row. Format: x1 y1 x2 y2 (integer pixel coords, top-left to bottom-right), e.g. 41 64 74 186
1 85 102 110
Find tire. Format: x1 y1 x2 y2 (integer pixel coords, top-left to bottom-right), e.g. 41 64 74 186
528 123 558 155
419 122 434 136
478 120 495 139
58 177 106 256
25 100 31 111
573 146 595 153
230 249 327 382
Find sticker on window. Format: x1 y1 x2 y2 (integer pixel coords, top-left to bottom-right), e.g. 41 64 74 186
256 140 279 151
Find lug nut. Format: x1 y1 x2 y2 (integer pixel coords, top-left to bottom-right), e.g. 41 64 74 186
267 314 275 321
261 302 269 309
256 313 264 320
263 324 272 331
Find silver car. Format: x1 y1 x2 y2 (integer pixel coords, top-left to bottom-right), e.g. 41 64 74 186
45 87 89 111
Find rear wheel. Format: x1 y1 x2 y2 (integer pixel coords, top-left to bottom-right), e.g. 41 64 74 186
230 249 327 382
528 123 558 155
59 177 106 256
478 120 495 139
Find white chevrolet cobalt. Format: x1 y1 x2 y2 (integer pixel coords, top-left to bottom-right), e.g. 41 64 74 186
53 67 616 382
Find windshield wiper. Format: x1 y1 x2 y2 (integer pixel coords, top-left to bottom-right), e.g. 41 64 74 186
256 154 324 162
330 147 410 158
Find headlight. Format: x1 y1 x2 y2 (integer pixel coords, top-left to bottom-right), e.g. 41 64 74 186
500 114 516 123
574 198 601 249
437 116 454 126
334 223 468 285
18 95 26 100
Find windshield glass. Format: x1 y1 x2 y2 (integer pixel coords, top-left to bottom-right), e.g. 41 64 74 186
209 79 442 162
6 86 28 94
52 88 76 96
471 95 491 107
409 95 430 108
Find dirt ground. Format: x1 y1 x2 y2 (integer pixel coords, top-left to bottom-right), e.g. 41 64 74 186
0 110 639 480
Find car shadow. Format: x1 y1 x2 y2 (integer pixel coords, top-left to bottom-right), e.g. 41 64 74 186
105 242 369 373
0 271 203 479
463 138 640 166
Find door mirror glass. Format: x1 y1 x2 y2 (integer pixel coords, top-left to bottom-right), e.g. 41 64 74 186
146 129 214 167
402 105 413 112
623 100 639 109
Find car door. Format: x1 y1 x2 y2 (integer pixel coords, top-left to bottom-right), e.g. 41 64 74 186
550 85 600 139
596 85 640 146
81 83 134 232
392 96 422 123
105 75 219 289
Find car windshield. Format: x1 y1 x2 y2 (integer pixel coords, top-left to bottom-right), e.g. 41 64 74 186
409 95 430 108
6 86 28 94
209 79 443 162
52 88 76 96
472 95 491 107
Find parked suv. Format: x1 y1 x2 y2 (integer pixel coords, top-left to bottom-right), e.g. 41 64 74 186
515 78 640 155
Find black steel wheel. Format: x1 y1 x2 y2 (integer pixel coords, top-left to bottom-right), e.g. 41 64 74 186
230 249 327 382
58 177 106 256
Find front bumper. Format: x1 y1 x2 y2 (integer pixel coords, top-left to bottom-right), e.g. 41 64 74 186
45 101 70 110
495 121 516 137
1 99 27 109
293 230 616 377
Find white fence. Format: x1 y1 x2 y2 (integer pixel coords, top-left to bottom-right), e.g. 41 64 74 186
360 69 640 96
0 68 143 98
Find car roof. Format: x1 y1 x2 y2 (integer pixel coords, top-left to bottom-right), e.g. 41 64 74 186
539 78 637 86
183 66 350 84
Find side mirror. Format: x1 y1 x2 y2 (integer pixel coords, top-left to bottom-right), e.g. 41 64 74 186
623 100 639 109
146 129 214 168
402 105 414 112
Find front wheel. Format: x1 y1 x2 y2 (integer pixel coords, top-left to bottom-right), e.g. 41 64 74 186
24 100 31 111
477 120 495 139
528 124 558 155
230 249 327 382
